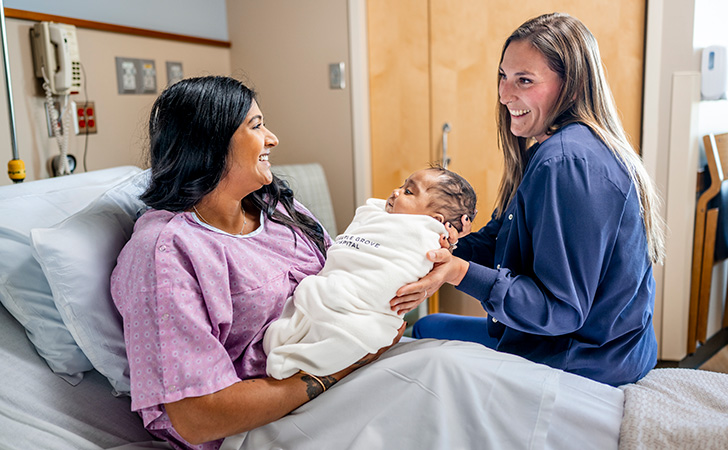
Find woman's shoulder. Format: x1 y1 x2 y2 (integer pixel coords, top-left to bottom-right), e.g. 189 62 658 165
530 123 632 191
126 209 205 251
536 124 621 169
540 123 605 155
132 208 181 235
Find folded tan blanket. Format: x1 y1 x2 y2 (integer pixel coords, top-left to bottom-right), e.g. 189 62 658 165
619 368 728 449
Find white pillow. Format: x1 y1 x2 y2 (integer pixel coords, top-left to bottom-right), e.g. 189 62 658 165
0 166 142 385
30 170 150 394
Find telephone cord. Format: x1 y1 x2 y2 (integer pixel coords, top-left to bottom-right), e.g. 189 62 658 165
41 66 71 176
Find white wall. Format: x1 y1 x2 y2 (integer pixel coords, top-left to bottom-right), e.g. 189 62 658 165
4 0 228 40
226 0 356 231
694 0 728 341
0 15 231 186
644 0 728 360
694 0 728 139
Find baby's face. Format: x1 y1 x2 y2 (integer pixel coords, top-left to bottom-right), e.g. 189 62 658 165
385 169 441 218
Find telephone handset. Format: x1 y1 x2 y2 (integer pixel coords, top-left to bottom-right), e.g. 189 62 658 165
30 22 81 176
30 22 81 95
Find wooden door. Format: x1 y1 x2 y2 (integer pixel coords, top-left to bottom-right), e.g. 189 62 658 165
368 0 646 314
367 0 431 200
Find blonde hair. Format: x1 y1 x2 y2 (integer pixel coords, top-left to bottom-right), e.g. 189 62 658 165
494 13 665 264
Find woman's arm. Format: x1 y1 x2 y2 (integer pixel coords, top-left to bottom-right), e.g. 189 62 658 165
166 323 406 445
166 371 338 444
453 211 502 266
458 154 630 335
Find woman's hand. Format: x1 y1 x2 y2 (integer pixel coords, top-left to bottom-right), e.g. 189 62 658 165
390 248 470 315
333 321 406 378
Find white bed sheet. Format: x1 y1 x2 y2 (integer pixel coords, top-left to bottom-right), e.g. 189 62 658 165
2 304 623 450
0 165 628 450
0 302 155 450
233 339 624 450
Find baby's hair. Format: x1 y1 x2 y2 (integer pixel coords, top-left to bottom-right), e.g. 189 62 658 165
425 166 477 232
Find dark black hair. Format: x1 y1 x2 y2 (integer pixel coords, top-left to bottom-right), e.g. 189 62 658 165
140 75 328 255
426 166 477 232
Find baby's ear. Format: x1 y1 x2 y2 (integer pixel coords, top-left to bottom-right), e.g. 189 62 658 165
431 213 445 224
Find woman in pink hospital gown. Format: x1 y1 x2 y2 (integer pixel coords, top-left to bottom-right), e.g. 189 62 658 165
111 75 407 449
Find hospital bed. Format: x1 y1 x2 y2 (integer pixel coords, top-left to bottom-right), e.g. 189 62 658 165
1 165 726 449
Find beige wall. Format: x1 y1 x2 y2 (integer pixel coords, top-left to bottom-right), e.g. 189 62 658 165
0 18 231 186
226 0 355 231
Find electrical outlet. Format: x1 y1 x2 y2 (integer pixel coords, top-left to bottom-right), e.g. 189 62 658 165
116 57 138 94
115 57 157 94
139 59 157 93
76 101 97 134
121 61 136 90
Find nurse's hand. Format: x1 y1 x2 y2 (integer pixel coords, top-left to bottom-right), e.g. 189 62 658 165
390 248 470 315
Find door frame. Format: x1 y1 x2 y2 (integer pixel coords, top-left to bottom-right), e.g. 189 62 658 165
348 0 372 206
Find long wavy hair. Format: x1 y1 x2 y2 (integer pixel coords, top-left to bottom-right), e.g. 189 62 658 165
494 13 665 264
140 76 328 255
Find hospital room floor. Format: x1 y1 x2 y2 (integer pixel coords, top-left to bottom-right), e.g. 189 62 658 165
657 340 728 373
700 346 728 373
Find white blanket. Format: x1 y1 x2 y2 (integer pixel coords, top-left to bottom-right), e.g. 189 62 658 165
264 198 444 379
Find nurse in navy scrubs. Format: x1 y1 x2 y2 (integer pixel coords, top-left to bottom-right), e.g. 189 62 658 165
392 12 665 387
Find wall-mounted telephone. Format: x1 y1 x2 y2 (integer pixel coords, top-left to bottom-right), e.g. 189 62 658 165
30 22 81 177
30 22 81 95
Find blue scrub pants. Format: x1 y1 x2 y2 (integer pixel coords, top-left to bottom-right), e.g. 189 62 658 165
412 313 500 349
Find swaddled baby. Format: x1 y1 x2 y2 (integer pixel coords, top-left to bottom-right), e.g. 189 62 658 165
264 167 477 379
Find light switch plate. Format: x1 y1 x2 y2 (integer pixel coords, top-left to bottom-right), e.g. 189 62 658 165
138 59 157 94
329 62 345 89
166 61 184 85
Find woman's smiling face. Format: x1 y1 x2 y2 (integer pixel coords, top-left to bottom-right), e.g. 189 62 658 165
498 40 563 143
222 99 279 195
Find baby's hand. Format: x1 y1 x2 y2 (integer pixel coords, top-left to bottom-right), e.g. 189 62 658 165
457 214 473 238
441 215 473 251
440 223 458 252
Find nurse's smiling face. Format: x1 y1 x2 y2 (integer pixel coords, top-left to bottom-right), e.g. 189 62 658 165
498 40 563 144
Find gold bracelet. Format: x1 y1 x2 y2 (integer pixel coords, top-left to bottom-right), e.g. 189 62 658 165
300 370 327 392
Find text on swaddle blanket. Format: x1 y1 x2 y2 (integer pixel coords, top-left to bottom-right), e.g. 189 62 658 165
335 234 381 250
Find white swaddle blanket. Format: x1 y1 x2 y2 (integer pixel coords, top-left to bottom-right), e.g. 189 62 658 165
264 198 445 379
